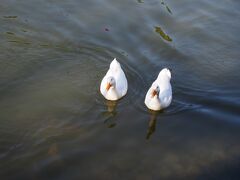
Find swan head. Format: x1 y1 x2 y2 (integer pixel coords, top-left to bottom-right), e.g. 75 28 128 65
151 84 160 98
158 68 172 80
105 76 116 91
110 58 121 71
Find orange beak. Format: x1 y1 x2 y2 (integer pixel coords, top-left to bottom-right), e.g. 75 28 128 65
106 83 112 91
151 90 158 98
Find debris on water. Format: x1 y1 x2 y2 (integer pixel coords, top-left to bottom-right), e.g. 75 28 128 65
3 16 18 19
160 0 172 14
120 51 129 57
166 6 172 14
6 32 15 35
21 29 27 32
108 123 116 128
39 44 50 47
8 40 30 45
155 26 172 42
6 33 31 45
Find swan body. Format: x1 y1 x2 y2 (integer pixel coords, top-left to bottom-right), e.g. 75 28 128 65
100 58 128 100
144 68 172 111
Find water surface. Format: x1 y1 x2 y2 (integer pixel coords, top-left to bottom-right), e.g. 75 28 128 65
1 0 240 179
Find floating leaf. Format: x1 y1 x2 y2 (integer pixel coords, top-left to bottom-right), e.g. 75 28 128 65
155 26 172 42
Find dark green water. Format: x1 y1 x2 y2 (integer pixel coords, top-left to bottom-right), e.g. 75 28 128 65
0 0 240 179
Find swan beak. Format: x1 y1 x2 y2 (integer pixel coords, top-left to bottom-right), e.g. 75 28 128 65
106 83 112 91
151 90 158 98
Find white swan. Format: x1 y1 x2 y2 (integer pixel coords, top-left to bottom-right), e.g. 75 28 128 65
100 58 128 100
144 68 172 111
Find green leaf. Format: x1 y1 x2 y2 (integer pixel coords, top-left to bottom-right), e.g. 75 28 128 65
155 26 172 42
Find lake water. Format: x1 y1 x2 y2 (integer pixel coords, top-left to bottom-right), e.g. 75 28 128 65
0 0 240 179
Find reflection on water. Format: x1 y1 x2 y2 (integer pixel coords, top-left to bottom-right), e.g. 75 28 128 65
146 110 158 139
103 100 118 128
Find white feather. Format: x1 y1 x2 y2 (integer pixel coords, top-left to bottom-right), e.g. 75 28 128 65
100 58 128 100
144 68 172 111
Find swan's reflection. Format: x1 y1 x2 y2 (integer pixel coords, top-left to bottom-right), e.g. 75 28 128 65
103 100 118 128
146 110 159 139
